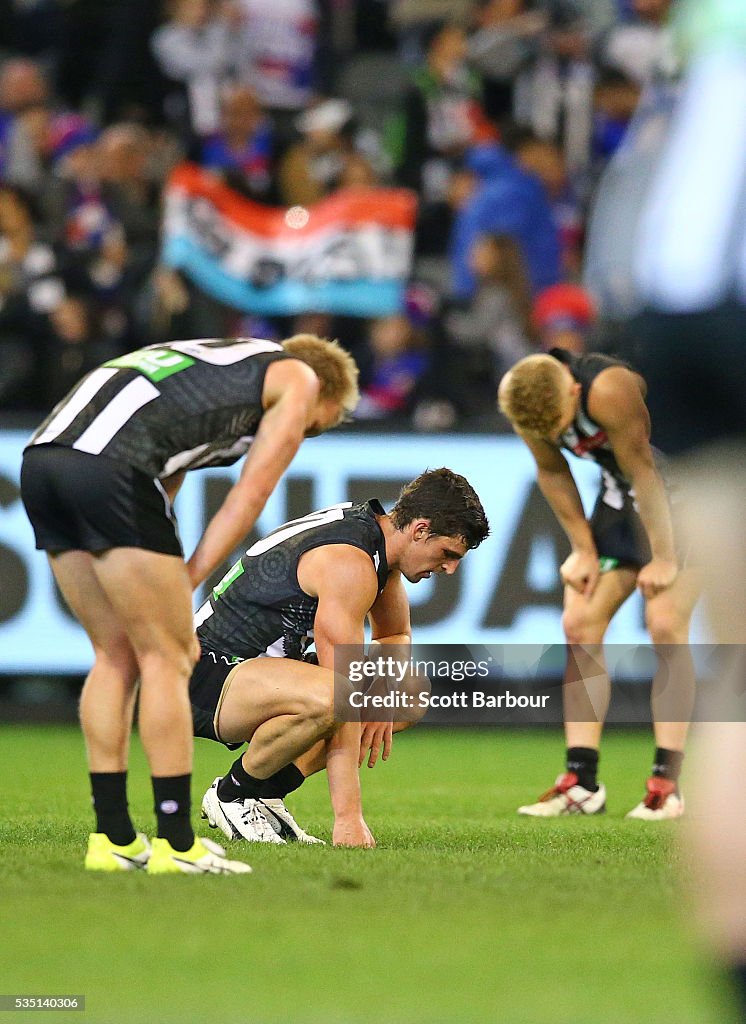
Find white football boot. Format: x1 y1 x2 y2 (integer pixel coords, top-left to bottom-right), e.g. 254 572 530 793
626 777 684 820
518 772 607 816
258 798 325 844
201 778 286 844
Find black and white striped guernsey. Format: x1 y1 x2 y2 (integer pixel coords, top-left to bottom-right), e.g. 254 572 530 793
26 338 289 479
551 348 632 491
195 500 390 663
550 347 669 512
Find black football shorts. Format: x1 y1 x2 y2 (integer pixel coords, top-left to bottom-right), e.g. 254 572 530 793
190 651 245 749
590 490 651 571
590 488 688 573
20 443 182 556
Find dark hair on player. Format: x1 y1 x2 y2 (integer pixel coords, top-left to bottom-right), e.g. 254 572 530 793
390 468 490 549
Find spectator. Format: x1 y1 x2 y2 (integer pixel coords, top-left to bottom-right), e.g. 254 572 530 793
599 0 676 86
337 152 379 190
43 114 113 256
446 233 536 395
2 101 54 195
278 98 375 207
0 57 49 118
236 0 320 121
0 57 51 184
448 141 561 300
64 221 140 357
199 84 277 202
151 0 242 141
391 21 497 257
355 312 430 420
468 1 548 127
388 0 473 67
392 22 492 200
98 123 162 275
143 265 229 345
511 129 584 276
532 280 595 352
517 2 596 177
591 67 642 163
27 123 161 355
36 291 124 409
0 184 69 410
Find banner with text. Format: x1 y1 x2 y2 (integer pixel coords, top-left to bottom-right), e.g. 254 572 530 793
161 163 417 317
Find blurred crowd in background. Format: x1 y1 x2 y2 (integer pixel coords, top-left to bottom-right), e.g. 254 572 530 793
0 0 676 429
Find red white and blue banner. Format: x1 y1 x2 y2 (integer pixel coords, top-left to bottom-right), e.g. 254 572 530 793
161 163 417 317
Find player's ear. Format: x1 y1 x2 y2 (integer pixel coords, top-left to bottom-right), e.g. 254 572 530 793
412 518 431 542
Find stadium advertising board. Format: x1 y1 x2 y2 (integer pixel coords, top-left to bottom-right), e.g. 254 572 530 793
0 430 650 673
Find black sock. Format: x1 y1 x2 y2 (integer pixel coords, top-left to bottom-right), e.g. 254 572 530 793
257 763 305 799
90 772 136 846
652 747 684 786
566 747 599 792
217 755 264 802
152 774 194 852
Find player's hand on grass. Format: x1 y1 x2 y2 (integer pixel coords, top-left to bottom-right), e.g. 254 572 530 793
560 550 599 598
359 721 393 768
637 557 678 599
333 817 376 848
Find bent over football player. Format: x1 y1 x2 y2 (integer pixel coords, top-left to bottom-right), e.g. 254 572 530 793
498 350 699 819
20 334 359 873
189 468 490 848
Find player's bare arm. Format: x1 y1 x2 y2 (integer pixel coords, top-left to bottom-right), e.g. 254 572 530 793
588 367 677 598
361 570 413 768
521 432 599 598
186 360 321 588
299 544 379 847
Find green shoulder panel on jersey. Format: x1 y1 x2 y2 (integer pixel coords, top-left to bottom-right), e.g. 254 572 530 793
105 348 195 382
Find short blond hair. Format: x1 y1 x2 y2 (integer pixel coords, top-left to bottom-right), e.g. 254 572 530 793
498 354 566 437
282 334 360 419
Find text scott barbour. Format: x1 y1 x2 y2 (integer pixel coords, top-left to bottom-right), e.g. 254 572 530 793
348 691 550 709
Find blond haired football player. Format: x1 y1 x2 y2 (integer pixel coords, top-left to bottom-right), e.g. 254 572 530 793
498 349 699 819
21 335 359 873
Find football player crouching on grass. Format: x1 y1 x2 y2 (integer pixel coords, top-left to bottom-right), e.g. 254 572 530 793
498 350 700 820
188 468 489 848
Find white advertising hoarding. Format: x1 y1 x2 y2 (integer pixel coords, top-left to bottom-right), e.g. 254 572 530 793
0 430 652 673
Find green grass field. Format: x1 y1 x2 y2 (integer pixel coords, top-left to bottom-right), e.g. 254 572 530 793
0 725 735 1024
